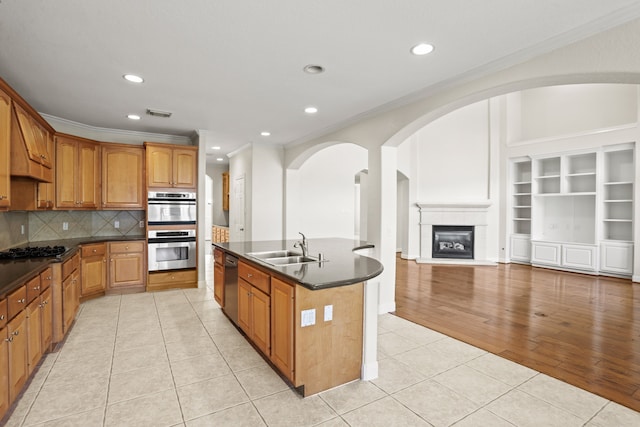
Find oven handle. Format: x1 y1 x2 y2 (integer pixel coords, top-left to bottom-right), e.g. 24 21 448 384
148 200 196 205
148 237 196 244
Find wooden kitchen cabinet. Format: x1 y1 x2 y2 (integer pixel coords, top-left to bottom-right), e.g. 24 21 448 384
222 172 229 211
61 253 80 335
80 243 107 299
145 142 197 189
213 248 224 306
11 103 53 182
0 86 10 210
237 261 271 355
7 310 27 404
56 133 100 209
40 287 52 353
0 327 9 420
108 241 145 292
270 277 294 382
102 143 144 209
26 298 42 375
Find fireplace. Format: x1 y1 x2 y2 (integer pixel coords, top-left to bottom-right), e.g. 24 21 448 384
432 226 474 259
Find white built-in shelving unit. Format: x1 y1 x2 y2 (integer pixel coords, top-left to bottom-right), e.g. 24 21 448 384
509 143 634 277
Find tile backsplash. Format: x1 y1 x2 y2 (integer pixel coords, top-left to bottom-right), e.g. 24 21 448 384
0 211 29 250
28 210 145 242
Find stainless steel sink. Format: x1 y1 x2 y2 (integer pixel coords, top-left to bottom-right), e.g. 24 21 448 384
263 255 318 266
247 250 324 266
247 250 301 260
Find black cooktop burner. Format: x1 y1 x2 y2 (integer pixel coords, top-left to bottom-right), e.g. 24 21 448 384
0 245 67 260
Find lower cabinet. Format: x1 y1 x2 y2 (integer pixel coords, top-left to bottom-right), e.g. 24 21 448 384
40 287 52 353
531 241 598 272
26 298 42 375
238 278 271 355
0 328 9 419
147 269 197 292
600 241 633 275
213 248 224 307
270 277 294 382
62 268 79 334
80 243 107 299
7 310 27 404
510 234 531 263
108 241 145 292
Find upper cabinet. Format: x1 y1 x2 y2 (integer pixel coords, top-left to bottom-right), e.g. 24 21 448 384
222 172 229 211
56 134 100 209
145 142 197 189
0 87 11 209
102 143 144 209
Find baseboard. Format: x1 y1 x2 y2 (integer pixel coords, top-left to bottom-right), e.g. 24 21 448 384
361 360 379 381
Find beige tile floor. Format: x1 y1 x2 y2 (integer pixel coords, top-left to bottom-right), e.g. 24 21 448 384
5 256 640 426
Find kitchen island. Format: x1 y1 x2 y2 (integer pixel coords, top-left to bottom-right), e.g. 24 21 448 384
213 237 383 396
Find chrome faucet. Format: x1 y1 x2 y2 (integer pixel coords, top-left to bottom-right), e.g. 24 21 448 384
294 232 308 257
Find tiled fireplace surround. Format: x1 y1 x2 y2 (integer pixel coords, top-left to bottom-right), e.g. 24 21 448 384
417 202 495 265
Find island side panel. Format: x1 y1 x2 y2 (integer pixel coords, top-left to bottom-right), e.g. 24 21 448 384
294 282 364 396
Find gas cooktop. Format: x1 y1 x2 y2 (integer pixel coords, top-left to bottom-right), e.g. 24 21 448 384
0 245 67 260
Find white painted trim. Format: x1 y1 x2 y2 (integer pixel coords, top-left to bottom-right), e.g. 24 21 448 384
416 258 497 266
508 123 637 147
361 361 379 381
378 300 396 314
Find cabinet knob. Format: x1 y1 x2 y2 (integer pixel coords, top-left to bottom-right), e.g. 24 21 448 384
93 249 97 253
0 314 4 320
247 273 253 278
47 276 52 280
5 337 12 343
18 298 25 304
13 330 19 336
0 195 4 200
33 286 40 290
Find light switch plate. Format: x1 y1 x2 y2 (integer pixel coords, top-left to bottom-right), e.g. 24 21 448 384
301 309 316 327
324 305 333 321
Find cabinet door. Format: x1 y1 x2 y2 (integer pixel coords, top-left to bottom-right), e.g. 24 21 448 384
37 181 55 209
0 87 10 209
222 172 229 211
600 242 633 275
81 254 106 297
0 328 9 420
109 252 144 289
251 287 270 355
26 298 42 374
147 145 173 188
238 279 252 335
7 310 27 404
531 241 561 266
78 142 100 208
214 262 224 307
14 105 43 166
270 278 294 381
562 244 597 271
510 235 531 263
55 136 78 208
173 148 197 189
102 145 144 209
40 287 52 353
62 271 79 333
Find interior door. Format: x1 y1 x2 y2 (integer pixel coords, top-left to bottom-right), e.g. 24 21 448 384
232 175 245 241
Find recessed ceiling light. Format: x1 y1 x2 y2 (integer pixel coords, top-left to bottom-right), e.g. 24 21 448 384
216 158 224 162
123 74 144 83
303 64 325 74
261 131 271 136
211 146 221 150
410 43 434 56
127 114 141 120
304 106 318 114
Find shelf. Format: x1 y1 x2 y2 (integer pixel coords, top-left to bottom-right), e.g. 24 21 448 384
604 199 632 203
566 172 596 177
535 175 561 180
514 181 532 185
534 192 596 197
603 219 633 223
604 181 633 186
513 205 531 208
514 193 531 196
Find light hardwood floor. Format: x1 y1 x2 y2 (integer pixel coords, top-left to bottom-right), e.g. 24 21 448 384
394 256 640 412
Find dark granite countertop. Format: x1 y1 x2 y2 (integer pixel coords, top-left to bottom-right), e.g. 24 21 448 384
0 235 145 298
213 238 384 290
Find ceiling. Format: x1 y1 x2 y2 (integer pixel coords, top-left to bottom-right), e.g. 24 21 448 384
1 1 640 163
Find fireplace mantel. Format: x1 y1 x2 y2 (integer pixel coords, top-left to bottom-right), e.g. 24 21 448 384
416 201 496 266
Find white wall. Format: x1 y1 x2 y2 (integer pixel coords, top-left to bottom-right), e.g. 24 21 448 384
517 84 637 142
251 144 284 241
289 143 367 239
415 100 490 202
205 163 229 227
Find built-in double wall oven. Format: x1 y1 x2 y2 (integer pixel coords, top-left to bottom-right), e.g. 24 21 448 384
147 191 197 271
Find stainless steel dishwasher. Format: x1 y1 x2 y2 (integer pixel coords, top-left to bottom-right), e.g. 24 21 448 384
223 254 239 325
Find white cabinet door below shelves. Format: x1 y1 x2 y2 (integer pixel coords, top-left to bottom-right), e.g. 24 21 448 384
600 242 633 275
531 241 562 266
562 244 597 271
510 235 531 262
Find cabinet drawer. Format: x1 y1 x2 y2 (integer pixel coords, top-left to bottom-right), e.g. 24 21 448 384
25 275 42 303
238 261 270 295
213 248 224 265
62 252 80 278
0 298 7 328
40 267 53 291
8 285 27 320
109 241 144 254
148 269 197 286
81 243 106 258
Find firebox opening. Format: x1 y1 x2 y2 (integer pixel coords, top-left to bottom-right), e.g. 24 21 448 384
432 225 474 259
